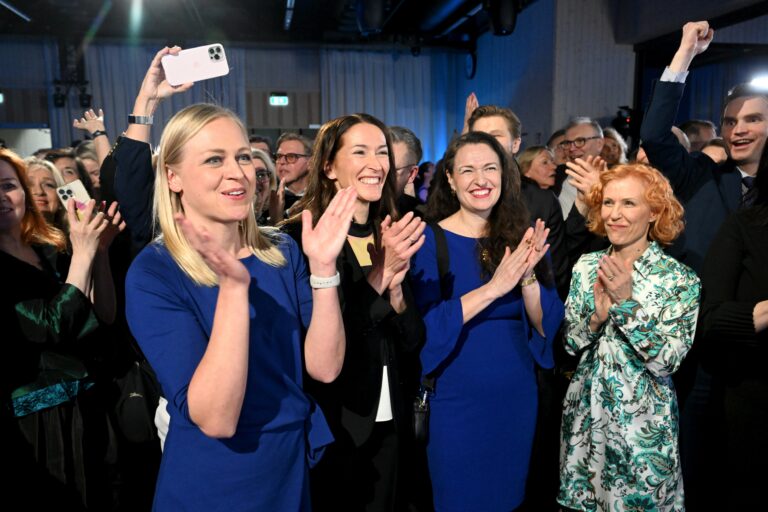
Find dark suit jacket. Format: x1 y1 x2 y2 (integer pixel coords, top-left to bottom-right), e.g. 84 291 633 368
640 80 742 273
283 222 425 448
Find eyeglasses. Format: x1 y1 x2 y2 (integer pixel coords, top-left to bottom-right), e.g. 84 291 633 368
395 163 417 174
255 170 271 182
558 135 601 149
274 153 309 164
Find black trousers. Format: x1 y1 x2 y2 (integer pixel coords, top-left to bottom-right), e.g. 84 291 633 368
311 421 399 512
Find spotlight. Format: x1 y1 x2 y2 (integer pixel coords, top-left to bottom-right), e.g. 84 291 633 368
750 75 768 90
79 87 92 108
53 87 66 108
485 0 518 36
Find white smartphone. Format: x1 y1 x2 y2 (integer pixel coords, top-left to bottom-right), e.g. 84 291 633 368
161 44 230 86
56 180 91 219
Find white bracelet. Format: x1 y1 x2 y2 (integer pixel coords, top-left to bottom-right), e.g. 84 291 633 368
309 271 341 289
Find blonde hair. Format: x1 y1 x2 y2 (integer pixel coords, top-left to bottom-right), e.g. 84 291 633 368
154 104 285 286
24 157 66 187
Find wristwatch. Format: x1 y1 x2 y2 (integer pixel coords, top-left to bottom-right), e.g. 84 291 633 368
128 114 153 125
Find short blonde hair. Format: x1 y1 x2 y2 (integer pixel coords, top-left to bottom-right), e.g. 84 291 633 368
586 163 684 246
154 104 285 286
517 145 552 176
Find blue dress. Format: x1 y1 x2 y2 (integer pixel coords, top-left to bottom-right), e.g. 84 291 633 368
125 236 333 511
410 226 564 511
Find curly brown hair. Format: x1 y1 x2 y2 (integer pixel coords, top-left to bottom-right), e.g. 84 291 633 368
286 113 398 227
426 132 552 283
585 163 685 245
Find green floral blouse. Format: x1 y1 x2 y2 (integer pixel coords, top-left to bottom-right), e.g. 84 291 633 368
558 242 700 512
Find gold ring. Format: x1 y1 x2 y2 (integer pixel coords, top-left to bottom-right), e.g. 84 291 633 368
607 275 615 281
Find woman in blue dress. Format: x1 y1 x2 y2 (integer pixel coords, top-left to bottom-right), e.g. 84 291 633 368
124 48 358 511
410 131 564 511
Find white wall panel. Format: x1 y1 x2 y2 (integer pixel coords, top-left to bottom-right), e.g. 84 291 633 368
553 0 635 129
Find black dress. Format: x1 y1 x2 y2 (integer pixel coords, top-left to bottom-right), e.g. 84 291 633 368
699 205 768 509
2 246 116 510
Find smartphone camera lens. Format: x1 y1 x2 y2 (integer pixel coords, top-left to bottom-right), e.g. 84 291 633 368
209 48 215 54
214 54 220 60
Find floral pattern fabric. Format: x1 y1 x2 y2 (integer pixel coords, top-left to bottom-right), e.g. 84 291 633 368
558 242 700 512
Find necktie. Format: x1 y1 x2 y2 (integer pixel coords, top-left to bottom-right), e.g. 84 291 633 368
741 175 756 209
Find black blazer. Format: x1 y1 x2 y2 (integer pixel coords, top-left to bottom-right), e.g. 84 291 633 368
284 223 425 448
640 80 742 273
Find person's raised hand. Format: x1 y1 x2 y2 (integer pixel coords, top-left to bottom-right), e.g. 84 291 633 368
680 21 714 57
136 46 194 108
462 92 479 134
73 108 106 135
670 21 714 72
566 155 604 195
301 187 358 275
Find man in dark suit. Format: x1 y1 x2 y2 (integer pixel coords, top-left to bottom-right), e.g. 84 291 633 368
640 21 766 271
639 20 768 511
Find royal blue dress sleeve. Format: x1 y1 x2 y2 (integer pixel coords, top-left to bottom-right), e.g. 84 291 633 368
409 225 465 376
125 245 209 424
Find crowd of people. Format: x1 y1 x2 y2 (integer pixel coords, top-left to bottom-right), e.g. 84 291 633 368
3 20 766 512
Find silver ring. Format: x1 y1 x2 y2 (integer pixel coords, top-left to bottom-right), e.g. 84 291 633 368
607 275 615 281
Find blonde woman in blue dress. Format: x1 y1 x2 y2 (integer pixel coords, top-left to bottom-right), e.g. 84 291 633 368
559 163 700 511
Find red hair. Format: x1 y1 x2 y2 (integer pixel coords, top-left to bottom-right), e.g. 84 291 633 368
0 148 66 251
585 163 684 246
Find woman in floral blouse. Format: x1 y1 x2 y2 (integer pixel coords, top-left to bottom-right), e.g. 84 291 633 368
558 163 700 512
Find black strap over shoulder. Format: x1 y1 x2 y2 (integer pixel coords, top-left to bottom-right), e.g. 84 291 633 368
423 222 451 390
428 221 450 299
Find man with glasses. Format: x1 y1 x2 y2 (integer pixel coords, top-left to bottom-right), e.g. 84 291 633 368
389 126 422 217
273 132 312 219
555 118 604 220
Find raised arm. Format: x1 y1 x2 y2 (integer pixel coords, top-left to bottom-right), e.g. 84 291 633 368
300 187 358 382
639 22 715 190
126 46 193 144
113 47 193 250
73 109 111 165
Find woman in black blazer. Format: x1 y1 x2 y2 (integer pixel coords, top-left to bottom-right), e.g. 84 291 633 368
284 113 426 512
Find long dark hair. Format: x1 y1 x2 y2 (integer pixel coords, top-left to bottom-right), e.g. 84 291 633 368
426 132 551 283
287 113 399 227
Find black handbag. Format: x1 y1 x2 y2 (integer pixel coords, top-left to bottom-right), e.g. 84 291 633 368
112 344 162 444
413 222 450 443
413 377 434 442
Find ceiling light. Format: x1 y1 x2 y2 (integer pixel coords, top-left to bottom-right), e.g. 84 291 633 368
750 75 768 90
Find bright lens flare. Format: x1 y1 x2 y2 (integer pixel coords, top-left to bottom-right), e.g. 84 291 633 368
749 75 768 90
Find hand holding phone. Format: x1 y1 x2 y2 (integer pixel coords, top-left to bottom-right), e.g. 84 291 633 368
56 180 92 220
161 44 229 86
